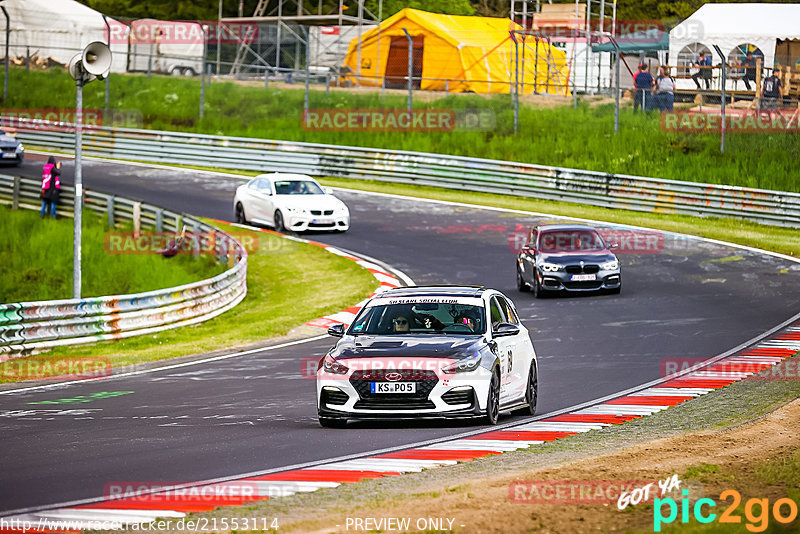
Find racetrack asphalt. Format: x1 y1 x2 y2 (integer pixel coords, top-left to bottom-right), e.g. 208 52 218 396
2 154 800 514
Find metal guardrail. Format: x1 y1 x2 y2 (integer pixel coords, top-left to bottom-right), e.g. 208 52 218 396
6 117 800 227
0 174 247 357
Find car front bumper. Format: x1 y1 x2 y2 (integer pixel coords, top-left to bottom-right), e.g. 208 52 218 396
285 212 349 232
538 269 621 292
316 366 493 420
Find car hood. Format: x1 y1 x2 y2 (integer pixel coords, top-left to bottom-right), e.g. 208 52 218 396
275 194 345 211
332 335 485 361
538 251 616 264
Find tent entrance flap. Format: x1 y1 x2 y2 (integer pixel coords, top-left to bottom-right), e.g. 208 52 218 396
385 36 423 89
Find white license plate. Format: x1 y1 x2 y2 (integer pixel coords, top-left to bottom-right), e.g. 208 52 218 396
312 218 332 224
370 382 416 394
0 153 12 158
570 274 597 281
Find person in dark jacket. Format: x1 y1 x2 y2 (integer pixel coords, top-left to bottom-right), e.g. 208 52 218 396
40 156 61 218
691 52 712 90
739 51 757 91
633 63 654 113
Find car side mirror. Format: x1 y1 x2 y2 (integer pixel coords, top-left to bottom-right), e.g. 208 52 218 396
327 324 345 337
608 243 619 250
492 323 519 337
324 187 334 195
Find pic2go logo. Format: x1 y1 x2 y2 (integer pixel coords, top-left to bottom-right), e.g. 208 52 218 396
654 489 799 532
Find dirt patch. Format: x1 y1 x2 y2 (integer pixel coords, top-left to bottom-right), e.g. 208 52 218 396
279 398 800 533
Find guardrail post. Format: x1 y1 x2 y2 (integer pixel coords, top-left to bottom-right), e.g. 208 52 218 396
107 196 115 228
155 208 163 232
12 175 20 209
176 214 183 233
133 201 141 237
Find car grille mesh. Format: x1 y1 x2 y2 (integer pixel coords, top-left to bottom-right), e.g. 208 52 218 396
565 264 600 274
350 369 438 410
441 388 474 406
320 388 349 405
310 210 335 216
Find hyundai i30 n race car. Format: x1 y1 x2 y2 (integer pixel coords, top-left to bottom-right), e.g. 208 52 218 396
316 286 539 428
516 224 621 297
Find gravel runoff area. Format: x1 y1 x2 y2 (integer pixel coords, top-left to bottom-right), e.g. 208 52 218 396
94 353 800 534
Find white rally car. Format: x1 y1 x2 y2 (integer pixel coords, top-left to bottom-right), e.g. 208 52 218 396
233 173 350 232
316 286 539 427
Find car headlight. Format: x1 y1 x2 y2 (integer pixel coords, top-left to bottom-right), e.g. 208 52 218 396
600 259 619 270
539 262 563 272
15 143 23 152
321 354 349 375
442 353 482 374
285 206 304 214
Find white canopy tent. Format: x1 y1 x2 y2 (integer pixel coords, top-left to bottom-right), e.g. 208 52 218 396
1 0 128 73
669 3 800 91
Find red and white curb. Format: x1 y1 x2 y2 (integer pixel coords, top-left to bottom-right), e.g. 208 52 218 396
4 321 798 532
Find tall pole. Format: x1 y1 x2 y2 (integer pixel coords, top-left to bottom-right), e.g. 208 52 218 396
376 0 382 92
713 45 726 153
200 25 208 119
513 32 520 133
2 6 9 102
402 28 412 116
103 16 110 113
74 78 84 299
217 0 222 75
304 26 310 115
612 38 620 133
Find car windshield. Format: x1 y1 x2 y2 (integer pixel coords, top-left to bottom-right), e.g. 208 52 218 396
274 180 324 195
539 230 606 252
348 302 485 336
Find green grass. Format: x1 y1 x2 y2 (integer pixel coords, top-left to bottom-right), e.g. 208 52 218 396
320 177 800 258
0 206 223 302
5 66 799 192
2 220 377 381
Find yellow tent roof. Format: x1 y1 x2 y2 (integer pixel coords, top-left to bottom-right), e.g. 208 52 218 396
342 8 569 95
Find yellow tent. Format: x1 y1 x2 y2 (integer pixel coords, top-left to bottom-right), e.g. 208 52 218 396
341 8 569 95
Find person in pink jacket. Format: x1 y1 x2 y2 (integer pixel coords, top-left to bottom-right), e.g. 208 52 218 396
40 156 61 218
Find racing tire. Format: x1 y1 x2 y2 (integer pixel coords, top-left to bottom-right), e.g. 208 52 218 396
274 210 285 232
532 274 544 299
318 416 347 429
483 368 500 425
183 68 196 76
516 267 529 292
234 202 248 224
515 363 538 416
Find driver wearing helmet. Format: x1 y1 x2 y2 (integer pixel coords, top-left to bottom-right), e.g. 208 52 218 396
454 308 481 332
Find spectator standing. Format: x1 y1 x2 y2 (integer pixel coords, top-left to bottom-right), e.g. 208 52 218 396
40 156 61 219
633 63 654 113
760 67 783 114
739 51 757 91
691 51 712 90
654 66 675 112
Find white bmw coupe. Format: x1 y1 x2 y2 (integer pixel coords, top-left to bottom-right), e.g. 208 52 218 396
234 173 350 232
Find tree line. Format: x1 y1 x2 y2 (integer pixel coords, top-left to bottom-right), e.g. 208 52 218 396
78 0 797 25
